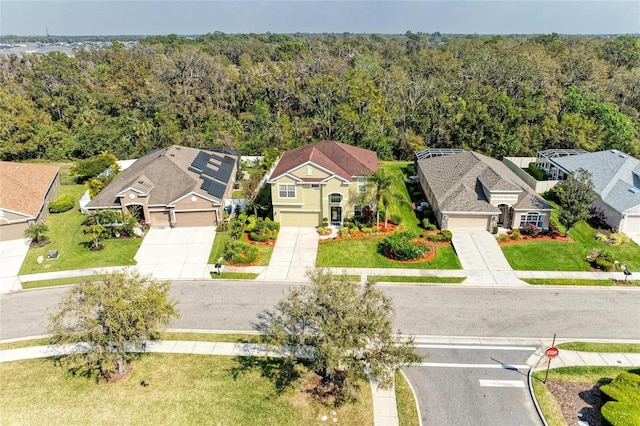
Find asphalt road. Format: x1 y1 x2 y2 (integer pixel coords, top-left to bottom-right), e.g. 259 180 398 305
1 281 639 340
403 344 541 426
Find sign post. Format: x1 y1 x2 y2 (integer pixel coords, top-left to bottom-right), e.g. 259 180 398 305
543 334 559 384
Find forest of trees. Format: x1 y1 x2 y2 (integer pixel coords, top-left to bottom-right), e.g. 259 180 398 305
1 32 639 162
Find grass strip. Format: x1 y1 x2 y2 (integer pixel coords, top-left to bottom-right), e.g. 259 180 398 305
396 370 420 426
0 354 374 425
372 275 464 284
556 342 640 353
21 275 107 289
523 278 616 286
210 272 259 280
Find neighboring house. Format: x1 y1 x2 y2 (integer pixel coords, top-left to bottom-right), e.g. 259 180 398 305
268 140 379 227
0 161 60 241
86 145 238 227
548 149 640 234
417 151 552 231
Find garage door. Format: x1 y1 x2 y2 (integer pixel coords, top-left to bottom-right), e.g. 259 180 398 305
0 222 28 241
622 216 640 234
277 211 321 227
447 215 490 231
174 210 217 227
149 211 170 227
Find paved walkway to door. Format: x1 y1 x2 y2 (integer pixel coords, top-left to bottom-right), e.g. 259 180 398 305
259 227 318 282
451 231 524 285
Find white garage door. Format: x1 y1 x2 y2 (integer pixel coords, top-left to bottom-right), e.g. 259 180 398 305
277 211 321 227
447 215 490 231
622 216 640 234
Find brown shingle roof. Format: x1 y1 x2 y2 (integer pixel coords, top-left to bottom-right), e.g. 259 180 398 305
87 145 237 209
417 151 551 212
0 161 59 217
270 140 379 182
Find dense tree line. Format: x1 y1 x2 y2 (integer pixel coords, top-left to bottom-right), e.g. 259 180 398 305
1 32 639 162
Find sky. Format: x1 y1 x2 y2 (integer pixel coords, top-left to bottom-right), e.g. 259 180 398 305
0 1 638 37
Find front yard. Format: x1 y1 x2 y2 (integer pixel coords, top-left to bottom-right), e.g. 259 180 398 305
20 185 142 275
501 220 640 271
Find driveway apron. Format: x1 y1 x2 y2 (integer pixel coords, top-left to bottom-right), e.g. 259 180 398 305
134 227 216 280
261 227 318 281
0 238 30 293
452 231 524 285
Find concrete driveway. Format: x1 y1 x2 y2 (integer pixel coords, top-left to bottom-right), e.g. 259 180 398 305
0 238 31 293
452 231 524 285
134 227 216 280
260 227 318 281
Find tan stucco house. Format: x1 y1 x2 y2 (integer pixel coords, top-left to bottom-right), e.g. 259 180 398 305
268 140 379 227
86 145 238 227
417 151 552 231
0 161 61 241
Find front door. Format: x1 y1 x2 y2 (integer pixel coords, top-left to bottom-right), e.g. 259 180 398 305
330 206 342 226
498 204 509 227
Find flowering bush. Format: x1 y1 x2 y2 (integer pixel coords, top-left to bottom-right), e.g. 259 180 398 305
521 223 540 237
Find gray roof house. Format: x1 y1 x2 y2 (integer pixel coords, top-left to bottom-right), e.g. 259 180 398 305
86 145 238 227
417 151 552 231
549 149 640 235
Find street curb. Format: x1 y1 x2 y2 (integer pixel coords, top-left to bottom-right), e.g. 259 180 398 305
528 349 549 426
398 369 423 426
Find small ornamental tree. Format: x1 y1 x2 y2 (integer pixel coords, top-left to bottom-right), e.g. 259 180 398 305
48 270 179 381
555 168 597 236
24 223 49 246
257 269 421 400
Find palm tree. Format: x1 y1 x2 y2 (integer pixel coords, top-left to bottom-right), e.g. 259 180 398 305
369 169 395 229
24 223 49 245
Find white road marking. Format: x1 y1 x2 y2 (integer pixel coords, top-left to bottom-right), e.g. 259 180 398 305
414 344 537 351
419 362 530 369
479 380 525 388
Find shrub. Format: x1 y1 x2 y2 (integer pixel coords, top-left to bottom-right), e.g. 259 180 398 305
609 233 630 246
599 250 614 263
49 195 75 213
595 232 609 243
440 230 453 242
521 223 540 237
595 257 614 272
497 234 510 243
223 240 259 265
381 231 429 261
322 217 329 227
600 372 640 426
361 226 376 234
317 226 326 234
511 229 521 240
426 224 437 231
492 225 498 234
527 162 547 181
425 233 446 242
338 227 351 238
422 218 431 229
265 217 280 232
244 215 257 232
586 249 601 262
389 214 402 225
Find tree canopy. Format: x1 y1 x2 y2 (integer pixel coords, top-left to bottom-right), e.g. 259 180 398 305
554 168 597 236
48 270 179 381
256 269 421 399
0 33 638 162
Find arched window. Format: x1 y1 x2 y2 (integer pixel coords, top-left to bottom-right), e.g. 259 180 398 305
329 193 342 204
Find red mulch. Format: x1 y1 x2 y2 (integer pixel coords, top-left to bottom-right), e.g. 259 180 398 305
319 223 402 243
498 234 574 246
244 232 276 246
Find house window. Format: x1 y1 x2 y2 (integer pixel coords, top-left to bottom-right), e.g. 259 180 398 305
329 193 342 204
357 178 367 193
307 166 312 176
519 212 544 229
278 184 296 198
311 183 320 190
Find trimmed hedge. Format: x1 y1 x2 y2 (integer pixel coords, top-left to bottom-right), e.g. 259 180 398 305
49 195 75 213
601 372 640 426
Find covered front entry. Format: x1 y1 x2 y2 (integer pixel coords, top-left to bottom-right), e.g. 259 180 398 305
330 206 342 226
497 204 509 227
447 215 490 231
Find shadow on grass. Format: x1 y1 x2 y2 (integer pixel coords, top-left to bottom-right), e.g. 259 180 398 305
231 356 301 395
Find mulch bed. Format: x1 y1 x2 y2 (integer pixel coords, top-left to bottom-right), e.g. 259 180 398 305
383 240 438 263
546 380 605 426
498 234 574 246
319 223 402 243
244 233 277 246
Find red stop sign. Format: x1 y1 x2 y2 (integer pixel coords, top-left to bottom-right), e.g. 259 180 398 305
545 347 559 359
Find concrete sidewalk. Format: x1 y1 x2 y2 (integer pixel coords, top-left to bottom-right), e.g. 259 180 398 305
0 341 400 426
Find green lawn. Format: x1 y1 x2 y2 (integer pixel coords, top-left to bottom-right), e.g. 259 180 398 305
532 366 638 426
396 371 419 426
0 355 374 425
19 185 142 275
502 220 640 271
211 272 260 279
380 162 421 233
556 342 640 353
208 230 274 266
21 275 107 289
371 275 465 284
317 237 461 269
523 278 619 286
